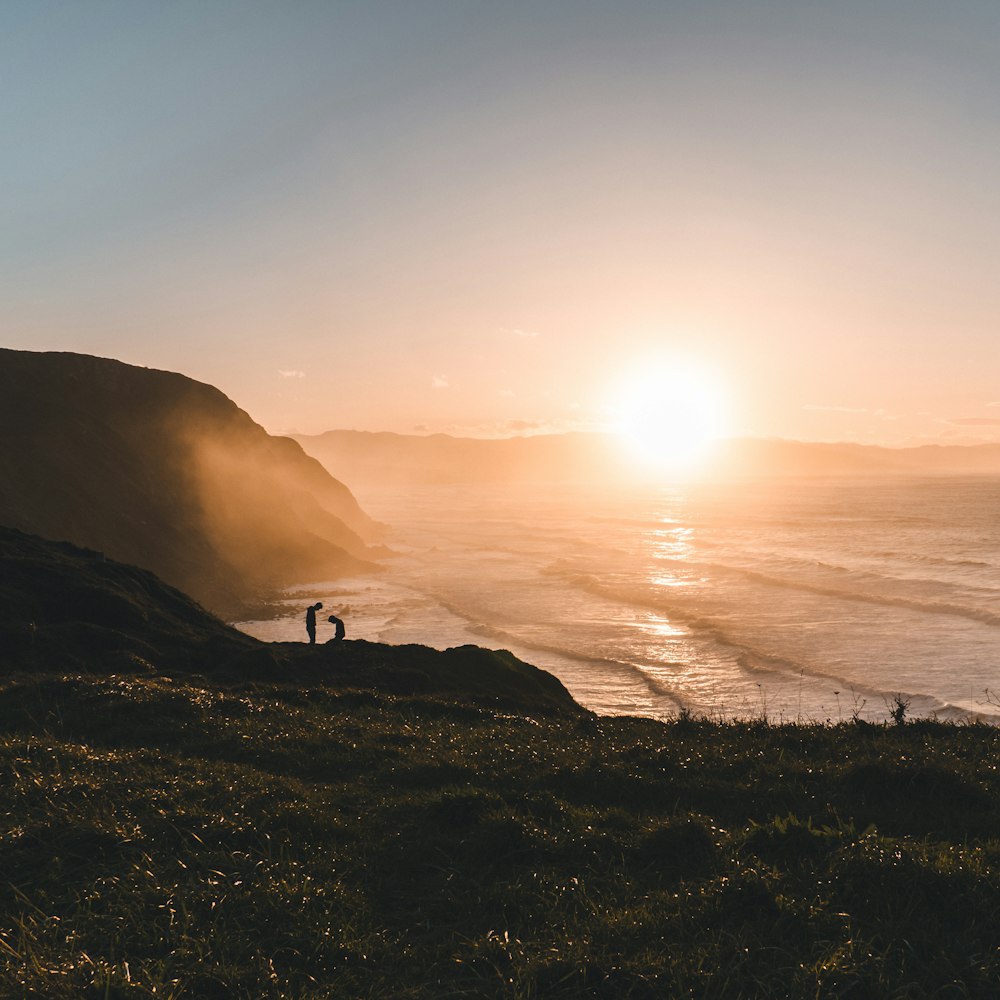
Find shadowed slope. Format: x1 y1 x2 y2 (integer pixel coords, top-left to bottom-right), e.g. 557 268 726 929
0 526 581 716
0 526 255 674
0 349 382 614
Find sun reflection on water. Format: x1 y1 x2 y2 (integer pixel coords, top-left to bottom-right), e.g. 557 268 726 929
642 616 686 639
649 524 695 559
646 521 696 588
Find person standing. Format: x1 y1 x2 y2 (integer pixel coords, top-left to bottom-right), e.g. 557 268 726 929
305 602 323 644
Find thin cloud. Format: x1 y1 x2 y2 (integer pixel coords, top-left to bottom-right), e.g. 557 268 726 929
987 401 1000 408
505 419 544 433
431 374 449 389
420 413 603 438
278 370 305 378
947 417 1000 426
501 326 541 339
802 404 868 413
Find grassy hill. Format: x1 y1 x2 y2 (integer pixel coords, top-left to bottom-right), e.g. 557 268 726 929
0 349 384 615
4 529 1000 997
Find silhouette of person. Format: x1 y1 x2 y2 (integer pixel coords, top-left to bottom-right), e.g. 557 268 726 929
305 602 323 644
327 613 346 641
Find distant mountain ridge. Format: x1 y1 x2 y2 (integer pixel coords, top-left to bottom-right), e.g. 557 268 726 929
0 350 383 614
713 437 1000 478
293 429 625 485
294 429 1000 486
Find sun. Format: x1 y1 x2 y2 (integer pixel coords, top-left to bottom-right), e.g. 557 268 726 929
611 359 727 475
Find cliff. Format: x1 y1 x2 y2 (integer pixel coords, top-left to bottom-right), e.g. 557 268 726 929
0 349 383 614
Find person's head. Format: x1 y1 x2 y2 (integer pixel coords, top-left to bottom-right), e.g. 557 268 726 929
312 602 323 610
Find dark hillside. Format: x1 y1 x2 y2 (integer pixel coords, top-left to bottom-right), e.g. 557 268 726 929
0 525 580 716
0 525 255 674
0 349 382 614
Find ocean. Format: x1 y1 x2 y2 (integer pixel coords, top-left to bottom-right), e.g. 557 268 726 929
234 477 1000 723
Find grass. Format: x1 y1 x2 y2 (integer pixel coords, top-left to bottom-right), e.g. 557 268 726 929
3 670 1000 998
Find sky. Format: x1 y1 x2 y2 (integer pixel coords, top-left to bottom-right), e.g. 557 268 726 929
4 0 1000 445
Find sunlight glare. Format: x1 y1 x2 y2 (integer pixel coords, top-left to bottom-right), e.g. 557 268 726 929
611 359 727 476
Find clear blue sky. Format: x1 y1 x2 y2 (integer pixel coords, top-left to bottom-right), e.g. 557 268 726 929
4 1 1000 444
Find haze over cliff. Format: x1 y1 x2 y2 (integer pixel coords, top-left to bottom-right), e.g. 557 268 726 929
0 350 382 614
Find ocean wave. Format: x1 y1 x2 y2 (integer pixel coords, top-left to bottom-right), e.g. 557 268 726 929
544 551 1000 629
586 515 683 530
731 567 1000 627
532 568 1000 700
457 620 685 710
872 550 999 570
